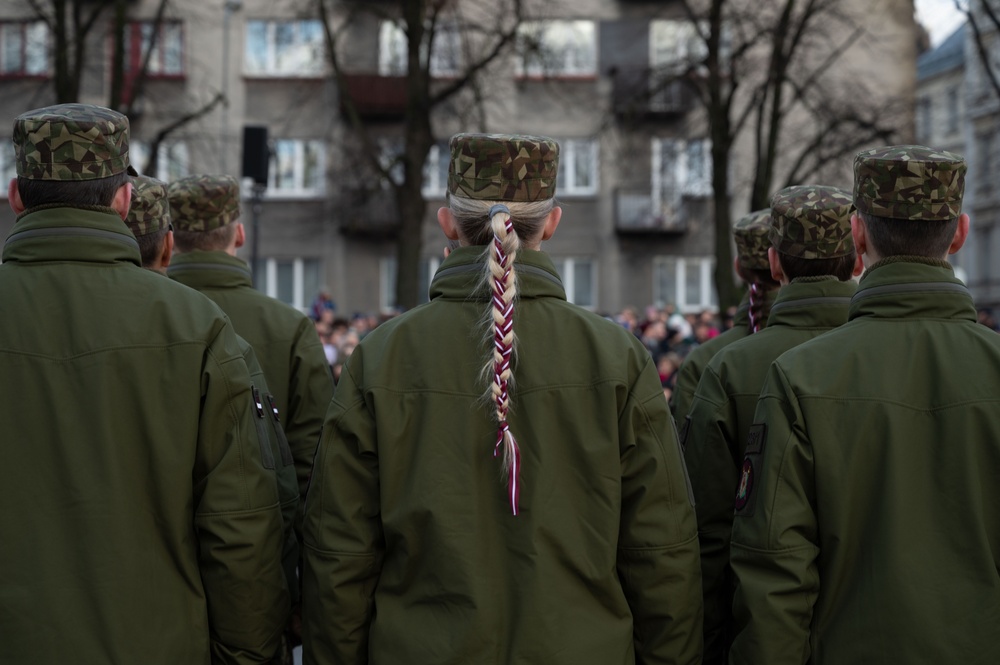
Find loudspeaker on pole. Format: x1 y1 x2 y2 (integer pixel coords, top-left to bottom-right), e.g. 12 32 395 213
242 125 269 186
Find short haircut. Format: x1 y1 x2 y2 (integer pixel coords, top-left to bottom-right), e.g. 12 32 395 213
173 223 238 252
136 229 169 268
17 172 130 209
860 211 958 258
776 251 857 281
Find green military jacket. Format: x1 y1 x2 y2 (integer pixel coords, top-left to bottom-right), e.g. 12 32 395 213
168 250 334 505
669 290 776 424
683 276 855 664
303 246 702 665
730 258 1000 664
0 206 289 664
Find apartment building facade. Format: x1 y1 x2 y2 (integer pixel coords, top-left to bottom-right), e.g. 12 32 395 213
0 0 917 315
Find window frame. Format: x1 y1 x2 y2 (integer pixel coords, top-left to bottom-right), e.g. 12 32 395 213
123 20 185 79
516 20 597 79
265 138 327 199
557 138 599 197
422 141 450 198
553 256 596 309
244 19 325 78
0 20 49 78
253 257 322 312
380 256 442 312
378 19 462 78
653 255 716 314
129 140 190 182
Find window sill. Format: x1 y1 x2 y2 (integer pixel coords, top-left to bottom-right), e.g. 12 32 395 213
243 72 326 80
514 73 599 82
261 191 327 201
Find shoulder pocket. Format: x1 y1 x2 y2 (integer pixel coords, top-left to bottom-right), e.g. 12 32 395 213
251 385 275 470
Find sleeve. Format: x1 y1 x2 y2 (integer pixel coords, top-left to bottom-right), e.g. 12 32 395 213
683 364 740 665
301 353 383 665
286 318 336 502
193 322 290 665
728 362 820 665
617 359 703 665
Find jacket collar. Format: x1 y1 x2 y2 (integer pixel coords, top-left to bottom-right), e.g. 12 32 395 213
3 205 140 266
167 250 253 288
766 276 856 329
429 245 566 301
849 257 975 323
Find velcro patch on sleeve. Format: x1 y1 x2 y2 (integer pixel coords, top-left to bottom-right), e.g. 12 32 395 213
735 423 767 517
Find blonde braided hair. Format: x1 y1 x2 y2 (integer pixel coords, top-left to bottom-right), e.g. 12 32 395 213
449 194 553 515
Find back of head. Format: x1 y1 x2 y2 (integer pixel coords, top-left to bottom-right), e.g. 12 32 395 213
168 174 241 252
126 175 171 269
769 185 856 280
12 103 134 209
733 209 779 332
853 145 966 258
446 132 560 516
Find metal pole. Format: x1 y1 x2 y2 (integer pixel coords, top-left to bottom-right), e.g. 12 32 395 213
251 183 264 290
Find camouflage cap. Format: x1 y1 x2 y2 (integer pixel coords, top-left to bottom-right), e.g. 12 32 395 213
168 174 241 231
126 175 170 237
448 133 559 202
13 103 135 181
769 185 854 259
733 209 772 271
854 145 966 221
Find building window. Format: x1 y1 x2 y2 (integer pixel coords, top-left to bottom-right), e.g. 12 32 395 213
252 257 322 312
946 86 960 135
378 138 405 189
124 21 183 77
976 131 994 196
654 256 716 313
268 139 325 197
380 256 441 312
517 20 596 77
652 137 713 216
650 19 706 74
0 147 15 198
422 141 450 198
1 20 48 76
553 257 595 308
379 20 461 77
245 20 324 77
557 139 599 196
130 140 190 182
916 97 932 142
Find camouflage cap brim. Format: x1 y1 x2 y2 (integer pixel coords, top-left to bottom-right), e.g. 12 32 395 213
13 103 132 181
854 145 966 221
448 133 559 202
769 185 855 259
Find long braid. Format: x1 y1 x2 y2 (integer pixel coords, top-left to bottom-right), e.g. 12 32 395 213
748 283 763 333
485 203 521 515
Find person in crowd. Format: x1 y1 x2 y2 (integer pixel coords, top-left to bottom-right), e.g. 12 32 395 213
684 185 860 664
670 209 780 424
0 103 287 663
302 133 702 664
730 146 1000 664
125 174 300 663
167 174 334 511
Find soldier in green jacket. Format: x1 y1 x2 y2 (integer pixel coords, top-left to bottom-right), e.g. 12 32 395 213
303 134 702 664
166 174 334 510
683 185 861 664
670 209 779 425
730 146 1000 664
126 175 300 644
1 105 288 663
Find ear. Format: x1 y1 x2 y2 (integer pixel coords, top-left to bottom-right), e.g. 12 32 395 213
948 213 970 255
437 206 459 240
851 214 868 258
234 222 246 249
852 251 864 277
540 206 562 241
767 247 786 284
111 181 132 221
8 178 24 214
159 229 174 269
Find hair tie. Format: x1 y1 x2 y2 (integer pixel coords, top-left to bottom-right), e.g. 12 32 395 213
488 203 511 219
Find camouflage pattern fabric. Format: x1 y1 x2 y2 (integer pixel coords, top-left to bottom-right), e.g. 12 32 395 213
168 174 241 231
448 133 559 202
126 175 171 237
13 103 133 181
854 145 966 221
769 185 855 259
734 209 772 271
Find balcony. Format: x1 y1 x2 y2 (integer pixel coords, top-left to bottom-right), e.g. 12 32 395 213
339 188 401 237
615 189 689 235
339 74 407 120
612 68 696 117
